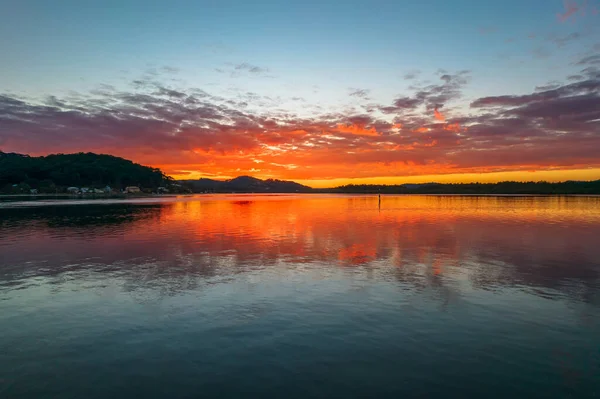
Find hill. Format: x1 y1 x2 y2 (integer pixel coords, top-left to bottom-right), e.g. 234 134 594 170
0 151 173 194
179 176 312 193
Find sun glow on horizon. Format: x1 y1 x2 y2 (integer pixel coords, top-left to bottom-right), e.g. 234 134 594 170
165 168 600 188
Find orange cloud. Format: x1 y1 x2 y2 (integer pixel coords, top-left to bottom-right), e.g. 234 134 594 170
4 69 600 187
335 123 379 136
443 123 463 133
434 107 445 121
557 0 583 22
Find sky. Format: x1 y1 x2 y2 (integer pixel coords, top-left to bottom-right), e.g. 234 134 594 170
1 0 599 187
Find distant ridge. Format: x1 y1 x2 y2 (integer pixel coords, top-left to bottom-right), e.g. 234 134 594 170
180 176 600 195
179 176 312 193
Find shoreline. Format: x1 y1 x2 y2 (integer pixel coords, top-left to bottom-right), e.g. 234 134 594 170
2 192 599 200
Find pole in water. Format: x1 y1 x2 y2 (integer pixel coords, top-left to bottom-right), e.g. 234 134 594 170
378 194 381 208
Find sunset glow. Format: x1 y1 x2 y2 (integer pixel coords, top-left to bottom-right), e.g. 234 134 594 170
1 0 599 187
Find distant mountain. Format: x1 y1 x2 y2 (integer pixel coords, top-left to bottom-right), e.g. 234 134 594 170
179 176 312 193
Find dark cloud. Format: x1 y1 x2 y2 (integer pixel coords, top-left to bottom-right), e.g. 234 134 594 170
154 86 187 99
414 70 470 110
471 77 600 108
381 71 470 114
403 71 420 80
380 97 422 114
1 67 600 180
577 54 600 66
535 82 561 91
348 88 370 99
460 72 600 170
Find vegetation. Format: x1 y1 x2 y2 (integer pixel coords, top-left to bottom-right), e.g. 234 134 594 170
320 181 600 195
180 176 312 193
0 152 174 194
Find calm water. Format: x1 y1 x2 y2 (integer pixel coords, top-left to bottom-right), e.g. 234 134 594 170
1 195 600 398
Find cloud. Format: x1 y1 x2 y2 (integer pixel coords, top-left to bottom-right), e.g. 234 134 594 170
462 71 600 170
434 107 445 121
380 96 422 113
348 88 370 99
153 86 187 99
557 0 600 22
161 66 180 74
535 82 562 91
234 63 269 74
216 63 272 78
1 68 600 181
403 71 420 80
381 71 470 115
557 0 583 22
470 78 600 108
577 54 600 65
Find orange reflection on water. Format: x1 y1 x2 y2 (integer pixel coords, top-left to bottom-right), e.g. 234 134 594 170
153 194 600 272
1 194 600 299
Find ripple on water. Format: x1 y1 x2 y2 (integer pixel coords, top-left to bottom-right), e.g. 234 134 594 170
0 195 599 398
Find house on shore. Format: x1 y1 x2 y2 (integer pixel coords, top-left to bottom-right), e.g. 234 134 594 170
125 186 141 194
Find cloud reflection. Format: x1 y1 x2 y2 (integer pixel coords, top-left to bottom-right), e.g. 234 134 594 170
1 196 599 304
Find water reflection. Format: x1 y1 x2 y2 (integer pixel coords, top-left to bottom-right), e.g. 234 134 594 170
1 195 600 398
1 195 599 305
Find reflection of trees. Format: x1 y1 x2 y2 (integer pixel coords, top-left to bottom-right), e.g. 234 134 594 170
0 204 163 229
1 196 599 303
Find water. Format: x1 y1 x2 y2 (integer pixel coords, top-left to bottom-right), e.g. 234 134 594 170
1 194 599 398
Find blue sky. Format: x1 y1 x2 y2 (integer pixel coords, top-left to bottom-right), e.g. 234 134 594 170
1 0 599 184
2 0 597 98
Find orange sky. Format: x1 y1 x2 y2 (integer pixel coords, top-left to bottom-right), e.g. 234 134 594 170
3 61 600 186
165 167 600 188
1 0 599 188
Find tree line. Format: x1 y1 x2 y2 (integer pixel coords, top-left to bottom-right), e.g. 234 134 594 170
0 152 171 194
319 181 600 195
